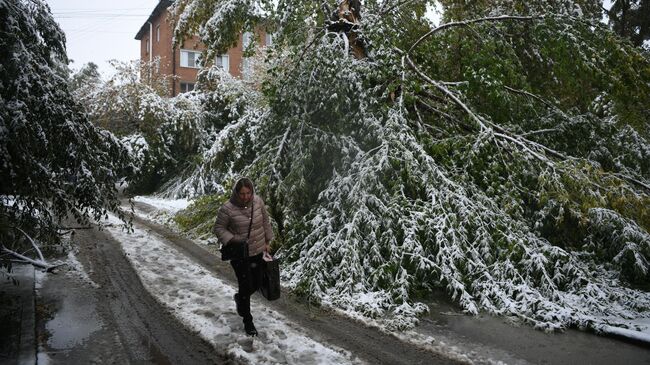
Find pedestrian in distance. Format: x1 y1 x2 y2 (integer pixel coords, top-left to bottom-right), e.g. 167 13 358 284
213 177 274 336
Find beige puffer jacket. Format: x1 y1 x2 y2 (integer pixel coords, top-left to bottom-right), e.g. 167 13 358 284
212 178 274 257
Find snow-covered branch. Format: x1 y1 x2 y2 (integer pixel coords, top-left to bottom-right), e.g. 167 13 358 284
401 52 488 131
0 245 61 271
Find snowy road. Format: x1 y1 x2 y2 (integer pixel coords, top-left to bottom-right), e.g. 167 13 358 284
35 199 650 364
104 203 462 364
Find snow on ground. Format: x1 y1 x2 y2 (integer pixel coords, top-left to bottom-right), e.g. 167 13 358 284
131 196 192 227
125 197 487 362
132 196 191 214
130 196 217 246
600 325 650 343
324 306 474 364
64 250 100 289
104 214 361 365
598 317 650 343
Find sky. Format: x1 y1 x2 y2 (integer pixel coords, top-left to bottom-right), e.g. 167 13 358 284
47 0 159 77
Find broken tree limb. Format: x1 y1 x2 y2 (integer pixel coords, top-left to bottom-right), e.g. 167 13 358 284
400 37 650 194
493 132 554 167
613 173 650 192
1 245 57 271
401 51 488 131
520 128 562 137
380 0 416 16
401 63 576 162
14 226 45 263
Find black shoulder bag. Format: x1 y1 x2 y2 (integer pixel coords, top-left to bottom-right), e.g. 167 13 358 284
220 201 254 261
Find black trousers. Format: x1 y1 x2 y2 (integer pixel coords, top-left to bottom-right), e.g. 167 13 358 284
231 252 264 323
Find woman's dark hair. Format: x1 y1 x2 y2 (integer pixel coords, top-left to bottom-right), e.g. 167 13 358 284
235 178 254 194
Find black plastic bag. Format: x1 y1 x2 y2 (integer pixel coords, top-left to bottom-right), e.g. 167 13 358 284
260 252 281 300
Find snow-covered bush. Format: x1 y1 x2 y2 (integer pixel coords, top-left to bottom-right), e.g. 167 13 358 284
174 193 228 241
75 59 173 137
76 59 218 194
154 67 266 198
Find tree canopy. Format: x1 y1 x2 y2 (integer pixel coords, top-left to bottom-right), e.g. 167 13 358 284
0 0 132 262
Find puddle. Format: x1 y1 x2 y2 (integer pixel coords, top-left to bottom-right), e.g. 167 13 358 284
36 260 104 357
45 287 103 350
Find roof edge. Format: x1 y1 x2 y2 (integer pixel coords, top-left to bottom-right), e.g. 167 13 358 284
134 0 173 40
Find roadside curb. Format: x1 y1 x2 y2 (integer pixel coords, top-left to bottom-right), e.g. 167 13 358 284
0 264 36 365
19 265 36 365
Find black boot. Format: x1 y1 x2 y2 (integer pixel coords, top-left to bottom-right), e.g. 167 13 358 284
234 293 243 316
244 321 258 337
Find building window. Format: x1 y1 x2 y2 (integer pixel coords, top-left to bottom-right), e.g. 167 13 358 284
242 31 253 50
145 38 149 54
216 54 229 73
265 33 273 47
180 82 195 93
156 25 160 42
180 49 201 68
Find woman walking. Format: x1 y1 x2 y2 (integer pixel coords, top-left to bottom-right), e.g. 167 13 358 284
213 177 274 336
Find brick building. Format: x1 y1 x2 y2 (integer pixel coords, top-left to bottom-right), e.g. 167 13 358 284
135 0 271 96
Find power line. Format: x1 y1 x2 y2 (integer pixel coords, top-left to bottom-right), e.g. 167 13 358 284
61 0 153 42
64 29 136 33
55 14 150 18
52 7 151 13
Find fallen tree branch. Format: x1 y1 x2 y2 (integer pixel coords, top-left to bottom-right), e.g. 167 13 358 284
0 245 59 271
399 44 650 194
482 119 572 161
412 100 449 135
416 99 455 122
520 128 562 137
416 88 448 104
414 99 474 134
503 85 555 109
14 227 45 263
441 81 469 87
279 28 327 95
401 51 488 131
493 132 553 167
380 0 416 16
